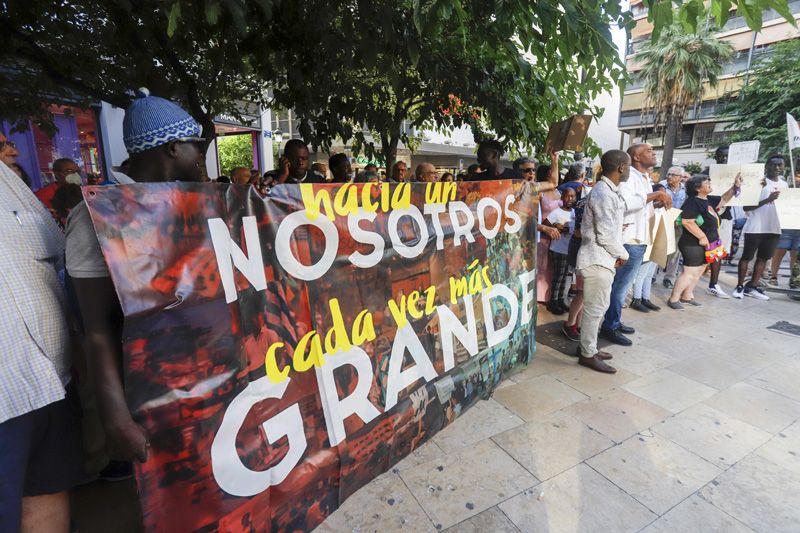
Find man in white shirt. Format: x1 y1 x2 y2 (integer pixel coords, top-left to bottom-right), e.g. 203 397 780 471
600 143 672 346
732 154 789 300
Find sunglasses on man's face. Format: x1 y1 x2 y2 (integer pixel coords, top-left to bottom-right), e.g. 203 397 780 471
520 167 535 173
0 141 17 150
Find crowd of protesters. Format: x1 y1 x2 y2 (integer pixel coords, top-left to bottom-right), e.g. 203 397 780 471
3 86 800 531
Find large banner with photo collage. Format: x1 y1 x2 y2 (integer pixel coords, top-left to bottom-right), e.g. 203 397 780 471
84 179 539 531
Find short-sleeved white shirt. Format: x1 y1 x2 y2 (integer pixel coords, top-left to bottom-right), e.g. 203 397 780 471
743 178 787 235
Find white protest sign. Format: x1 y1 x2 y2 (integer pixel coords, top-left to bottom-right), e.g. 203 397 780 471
709 163 764 206
776 188 800 230
727 141 760 164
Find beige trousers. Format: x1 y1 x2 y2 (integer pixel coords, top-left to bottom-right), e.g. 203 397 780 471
578 264 616 357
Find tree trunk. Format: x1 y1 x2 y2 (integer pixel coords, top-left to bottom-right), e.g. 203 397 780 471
660 116 679 174
198 114 216 181
381 133 399 173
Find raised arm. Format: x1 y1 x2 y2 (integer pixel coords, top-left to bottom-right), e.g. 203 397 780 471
547 151 559 186
716 173 743 211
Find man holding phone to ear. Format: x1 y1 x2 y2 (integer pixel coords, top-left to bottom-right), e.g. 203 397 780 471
276 139 326 184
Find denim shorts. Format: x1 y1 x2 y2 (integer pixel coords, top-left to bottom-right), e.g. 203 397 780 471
777 229 800 251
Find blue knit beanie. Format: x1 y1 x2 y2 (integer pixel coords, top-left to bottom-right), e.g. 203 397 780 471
123 88 204 154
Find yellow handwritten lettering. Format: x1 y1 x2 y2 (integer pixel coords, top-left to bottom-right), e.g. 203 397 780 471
293 331 325 372
387 296 408 328
392 183 411 210
423 285 436 315
352 309 376 345
324 298 353 356
481 266 493 290
361 183 378 212
449 276 468 304
265 342 290 384
300 184 334 221
407 291 423 319
333 184 359 216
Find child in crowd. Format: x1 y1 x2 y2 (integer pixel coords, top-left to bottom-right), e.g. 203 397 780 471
544 187 576 314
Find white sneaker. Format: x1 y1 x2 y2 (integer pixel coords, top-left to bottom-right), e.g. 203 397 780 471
744 287 770 301
732 286 745 299
707 284 730 299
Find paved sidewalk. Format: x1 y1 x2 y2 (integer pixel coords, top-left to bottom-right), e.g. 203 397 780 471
314 281 800 533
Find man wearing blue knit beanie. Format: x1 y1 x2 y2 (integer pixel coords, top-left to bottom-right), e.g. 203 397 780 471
65 89 206 472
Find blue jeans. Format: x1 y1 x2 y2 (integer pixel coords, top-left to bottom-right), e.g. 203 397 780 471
602 244 646 332
633 260 658 299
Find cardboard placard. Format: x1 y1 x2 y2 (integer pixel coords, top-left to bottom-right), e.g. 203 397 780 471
777 188 800 230
543 114 592 153
649 208 681 268
727 140 760 164
709 163 764 206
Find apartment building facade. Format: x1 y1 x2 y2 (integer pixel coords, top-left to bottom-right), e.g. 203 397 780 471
619 0 800 167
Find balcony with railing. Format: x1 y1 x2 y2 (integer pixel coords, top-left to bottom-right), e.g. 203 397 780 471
721 0 800 32
624 45 772 93
619 98 736 129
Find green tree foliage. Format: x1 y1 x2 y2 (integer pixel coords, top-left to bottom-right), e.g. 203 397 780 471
0 0 267 140
0 0 793 164
254 1 630 166
217 134 253 176
725 39 800 161
637 22 733 171
644 0 797 38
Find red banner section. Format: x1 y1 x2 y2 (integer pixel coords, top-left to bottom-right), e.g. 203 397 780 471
85 180 538 532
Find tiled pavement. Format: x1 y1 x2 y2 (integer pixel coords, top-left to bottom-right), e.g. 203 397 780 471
70 276 800 532
314 280 800 533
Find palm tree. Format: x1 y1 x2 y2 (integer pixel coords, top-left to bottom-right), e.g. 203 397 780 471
636 22 733 171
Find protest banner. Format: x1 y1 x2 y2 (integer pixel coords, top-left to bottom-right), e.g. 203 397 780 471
84 180 538 532
709 163 765 206
727 140 760 164
777 188 800 230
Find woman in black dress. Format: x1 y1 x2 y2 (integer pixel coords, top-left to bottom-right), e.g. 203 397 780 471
668 174 741 309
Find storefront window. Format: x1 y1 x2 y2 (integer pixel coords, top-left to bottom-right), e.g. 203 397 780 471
1 104 104 191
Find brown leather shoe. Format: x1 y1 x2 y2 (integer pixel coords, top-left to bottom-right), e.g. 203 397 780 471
596 350 613 360
579 355 617 373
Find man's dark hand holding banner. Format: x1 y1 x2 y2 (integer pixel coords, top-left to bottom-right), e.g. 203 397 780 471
84 179 538 532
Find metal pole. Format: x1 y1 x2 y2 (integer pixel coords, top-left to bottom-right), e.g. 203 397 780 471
742 31 758 93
